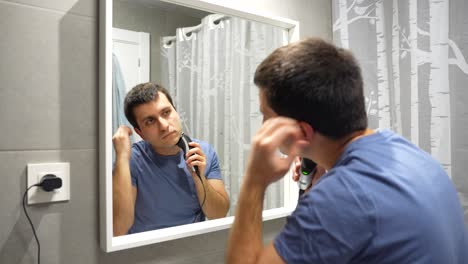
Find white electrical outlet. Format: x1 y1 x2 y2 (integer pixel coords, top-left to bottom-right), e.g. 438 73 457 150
27 162 70 205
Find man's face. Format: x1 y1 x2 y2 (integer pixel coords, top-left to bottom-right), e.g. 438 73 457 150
133 92 182 150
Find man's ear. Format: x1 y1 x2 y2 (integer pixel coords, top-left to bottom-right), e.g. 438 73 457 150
134 127 144 139
298 121 314 142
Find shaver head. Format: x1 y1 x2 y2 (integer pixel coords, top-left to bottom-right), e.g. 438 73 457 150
176 133 192 158
299 158 317 191
301 158 317 175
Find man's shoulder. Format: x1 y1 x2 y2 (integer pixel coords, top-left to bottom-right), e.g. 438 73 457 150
193 138 214 152
308 167 377 218
310 167 369 198
130 140 152 161
193 138 208 145
132 140 147 150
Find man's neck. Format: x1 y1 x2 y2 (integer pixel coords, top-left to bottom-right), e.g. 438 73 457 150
152 144 180 156
316 128 375 170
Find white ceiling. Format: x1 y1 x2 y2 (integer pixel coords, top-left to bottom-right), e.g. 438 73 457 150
116 0 212 18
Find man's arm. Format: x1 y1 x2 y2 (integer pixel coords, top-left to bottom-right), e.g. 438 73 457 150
186 142 230 219
194 178 229 219
112 126 137 236
226 174 285 264
226 117 308 264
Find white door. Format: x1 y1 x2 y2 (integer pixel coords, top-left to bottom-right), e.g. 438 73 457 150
113 27 150 93
113 27 150 142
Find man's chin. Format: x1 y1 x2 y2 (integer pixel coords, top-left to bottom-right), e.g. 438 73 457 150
166 131 181 145
161 130 175 139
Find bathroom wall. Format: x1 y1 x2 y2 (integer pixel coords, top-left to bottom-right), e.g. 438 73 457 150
113 0 206 82
0 0 332 263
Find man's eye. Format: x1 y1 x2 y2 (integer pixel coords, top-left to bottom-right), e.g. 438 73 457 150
145 118 155 125
163 110 170 116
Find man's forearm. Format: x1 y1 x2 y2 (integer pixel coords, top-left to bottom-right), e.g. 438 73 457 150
193 177 229 219
226 175 266 264
112 157 134 236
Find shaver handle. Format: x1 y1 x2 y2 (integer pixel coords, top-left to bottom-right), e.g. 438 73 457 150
298 171 313 191
176 133 200 178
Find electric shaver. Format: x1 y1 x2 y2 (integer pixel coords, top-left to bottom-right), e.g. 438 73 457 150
176 132 200 178
298 158 317 195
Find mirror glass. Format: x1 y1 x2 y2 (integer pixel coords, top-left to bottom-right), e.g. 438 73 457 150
111 0 289 236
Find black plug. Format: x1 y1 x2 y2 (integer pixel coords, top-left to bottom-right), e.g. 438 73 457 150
38 174 62 192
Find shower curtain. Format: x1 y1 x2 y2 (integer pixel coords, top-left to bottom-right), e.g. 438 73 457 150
332 0 468 221
160 14 286 214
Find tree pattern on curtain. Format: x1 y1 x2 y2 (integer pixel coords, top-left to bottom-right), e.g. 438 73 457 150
160 14 287 215
332 0 468 221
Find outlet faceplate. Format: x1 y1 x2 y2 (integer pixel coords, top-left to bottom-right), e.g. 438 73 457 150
27 162 70 205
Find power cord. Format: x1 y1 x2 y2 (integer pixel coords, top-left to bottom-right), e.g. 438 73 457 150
192 173 207 223
23 184 41 264
22 174 62 264
176 133 207 223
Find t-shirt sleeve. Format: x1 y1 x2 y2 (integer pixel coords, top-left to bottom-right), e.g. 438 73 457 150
204 143 223 181
129 148 141 187
113 147 139 187
274 170 376 264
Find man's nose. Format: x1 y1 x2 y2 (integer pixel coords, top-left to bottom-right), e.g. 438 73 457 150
157 117 169 131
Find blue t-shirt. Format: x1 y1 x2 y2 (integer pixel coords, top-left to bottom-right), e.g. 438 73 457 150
275 129 467 264
128 139 222 234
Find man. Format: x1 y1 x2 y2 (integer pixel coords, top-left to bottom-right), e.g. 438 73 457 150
112 82 229 236
226 38 467 263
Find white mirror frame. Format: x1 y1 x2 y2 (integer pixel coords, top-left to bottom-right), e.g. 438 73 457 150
99 0 300 252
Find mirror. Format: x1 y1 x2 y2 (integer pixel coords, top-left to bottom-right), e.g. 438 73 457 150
100 0 300 252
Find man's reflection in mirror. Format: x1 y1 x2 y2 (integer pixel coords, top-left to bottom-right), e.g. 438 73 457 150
112 82 230 236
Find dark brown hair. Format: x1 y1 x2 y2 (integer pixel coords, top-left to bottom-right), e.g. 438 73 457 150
254 38 367 139
124 82 175 129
